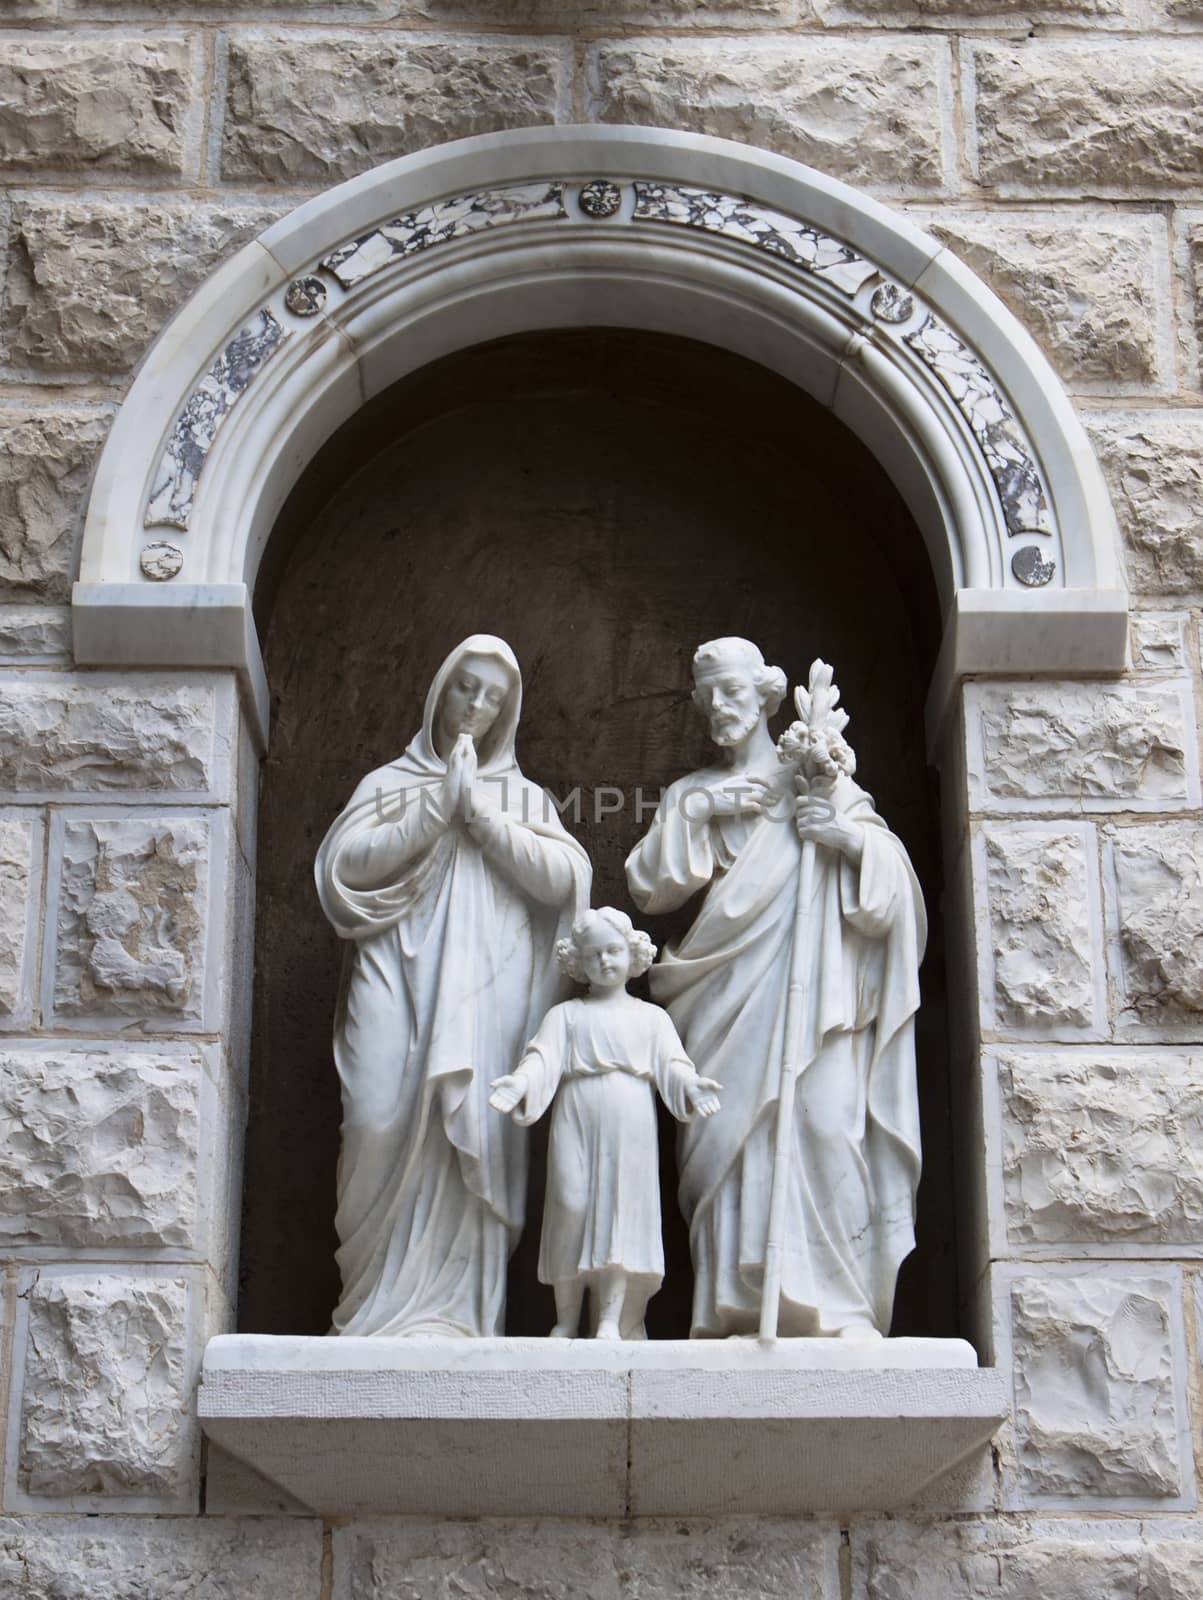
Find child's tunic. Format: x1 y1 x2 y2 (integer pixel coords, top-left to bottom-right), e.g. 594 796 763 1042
513 995 698 1288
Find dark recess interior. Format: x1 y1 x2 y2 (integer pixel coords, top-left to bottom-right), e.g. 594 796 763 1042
240 327 956 1341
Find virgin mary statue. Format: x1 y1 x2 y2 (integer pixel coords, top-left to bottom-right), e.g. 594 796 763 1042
315 636 591 1337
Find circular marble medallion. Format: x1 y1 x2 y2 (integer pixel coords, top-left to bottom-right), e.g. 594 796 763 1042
1011 545 1057 587
578 180 622 220
141 541 184 581
870 283 915 325
285 276 328 317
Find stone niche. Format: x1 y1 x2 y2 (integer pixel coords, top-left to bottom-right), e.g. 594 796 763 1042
240 327 956 1347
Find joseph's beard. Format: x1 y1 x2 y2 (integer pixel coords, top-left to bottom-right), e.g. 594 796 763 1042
709 709 761 747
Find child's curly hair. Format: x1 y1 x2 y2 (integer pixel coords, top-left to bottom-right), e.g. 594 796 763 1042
555 907 657 984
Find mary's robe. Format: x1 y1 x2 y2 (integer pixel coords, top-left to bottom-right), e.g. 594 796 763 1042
315 637 591 1338
626 762 925 1337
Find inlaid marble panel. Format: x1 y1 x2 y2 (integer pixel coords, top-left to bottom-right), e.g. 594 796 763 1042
633 181 879 298
321 182 567 290
905 315 1053 538
145 310 287 532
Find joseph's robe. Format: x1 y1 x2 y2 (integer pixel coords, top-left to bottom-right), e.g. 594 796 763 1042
626 762 925 1337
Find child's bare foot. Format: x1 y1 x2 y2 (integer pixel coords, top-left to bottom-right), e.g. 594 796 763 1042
549 1322 576 1339
594 1319 622 1341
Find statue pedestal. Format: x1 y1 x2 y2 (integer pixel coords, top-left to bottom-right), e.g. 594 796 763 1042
199 1335 1007 1516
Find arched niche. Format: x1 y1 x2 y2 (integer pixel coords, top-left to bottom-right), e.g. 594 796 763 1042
68 123 1132 1367
72 125 1128 752
241 326 954 1340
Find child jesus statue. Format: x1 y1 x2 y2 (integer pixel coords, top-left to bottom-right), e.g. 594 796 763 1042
490 907 722 1340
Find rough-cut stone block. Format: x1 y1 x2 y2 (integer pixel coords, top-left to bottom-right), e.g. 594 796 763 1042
85 0 381 8
0 409 110 601
968 681 1192 808
222 35 564 184
1129 614 1187 674
4 199 280 375
0 674 225 795
345 1524 621 1600
855 1518 1144 1597
972 44 1203 195
51 815 212 1024
998 1051 1203 1245
0 813 36 1018
1010 1274 1182 1499
589 39 950 196
1186 218 1203 385
343 1519 838 1599
840 0 1117 13
19 1271 193 1498
1109 824 1203 1022
926 214 1168 390
602 1522 837 1598
1143 1541 1203 1600
0 1516 323 1599
414 0 801 17
0 1045 200 1249
982 826 1099 1032
0 605 70 660
0 38 194 177
1086 413 1203 598
80 0 376 6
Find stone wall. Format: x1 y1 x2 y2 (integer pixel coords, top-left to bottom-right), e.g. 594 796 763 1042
0 0 1200 1593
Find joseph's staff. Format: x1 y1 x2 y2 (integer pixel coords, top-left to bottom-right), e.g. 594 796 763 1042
759 659 856 1344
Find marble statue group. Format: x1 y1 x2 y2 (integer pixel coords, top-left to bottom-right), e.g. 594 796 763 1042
316 634 926 1343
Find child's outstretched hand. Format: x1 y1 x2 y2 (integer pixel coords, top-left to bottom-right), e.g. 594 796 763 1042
489 1074 526 1115
687 1076 722 1118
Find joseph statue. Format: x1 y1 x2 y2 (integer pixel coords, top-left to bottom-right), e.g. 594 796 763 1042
625 637 926 1339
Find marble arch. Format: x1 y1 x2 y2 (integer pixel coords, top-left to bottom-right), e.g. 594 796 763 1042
73 124 1126 744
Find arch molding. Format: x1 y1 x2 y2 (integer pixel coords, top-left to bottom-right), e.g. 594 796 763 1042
72 126 1128 744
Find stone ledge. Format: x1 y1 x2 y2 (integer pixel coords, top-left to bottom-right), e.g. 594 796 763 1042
199 1335 1007 1517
